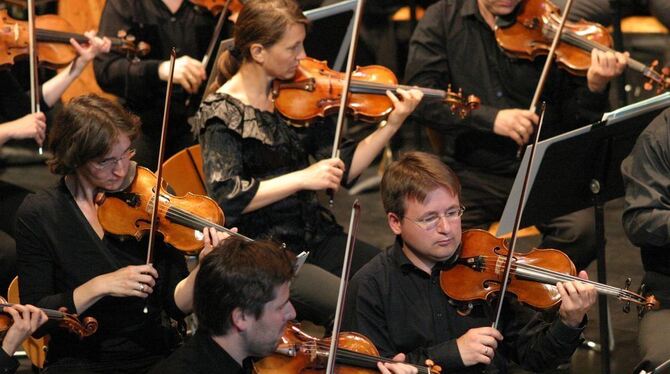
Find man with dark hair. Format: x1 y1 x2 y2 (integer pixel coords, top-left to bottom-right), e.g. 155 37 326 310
344 151 598 373
150 237 296 373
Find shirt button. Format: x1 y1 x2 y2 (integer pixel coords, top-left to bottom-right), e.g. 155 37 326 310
436 313 443 318
171 17 177 22
496 91 503 98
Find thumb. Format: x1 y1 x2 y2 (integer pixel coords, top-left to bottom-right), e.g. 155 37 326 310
391 352 406 362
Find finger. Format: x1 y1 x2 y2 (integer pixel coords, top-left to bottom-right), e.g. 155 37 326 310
137 274 157 288
377 362 392 374
577 270 589 281
391 353 406 362
386 90 401 105
69 38 86 55
137 264 159 278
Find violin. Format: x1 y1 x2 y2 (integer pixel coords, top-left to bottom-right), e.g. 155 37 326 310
190 0 244 16
97 165 249 254
253 321 441 374
0 9 150 68
272 57 481 126
495 0 670 92
440 230 659 314
0 297 98 339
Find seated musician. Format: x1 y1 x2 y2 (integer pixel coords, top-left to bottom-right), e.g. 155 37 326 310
343 151 597 372
621 108 670 373
1 303 47 374
189 0 422 326
0 32 111 297
14 94 226 373
405 0 628 272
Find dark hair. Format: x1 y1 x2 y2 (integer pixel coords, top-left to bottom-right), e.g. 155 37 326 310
205 0 308 96
47 94 140 175
381 151 461 217
194 237 295 335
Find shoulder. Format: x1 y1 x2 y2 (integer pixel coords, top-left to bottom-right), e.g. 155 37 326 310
351 249 393 290
16 183 66 223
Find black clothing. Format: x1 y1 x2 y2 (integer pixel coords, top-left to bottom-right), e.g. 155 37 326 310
149 330 252 374
552 0 670 29
0 69 49 124
621 108 670 373
15 178 188 372
0 349 19 374
94 0 215 168
191 92 362 257
343 239 585 373
404 0 606 270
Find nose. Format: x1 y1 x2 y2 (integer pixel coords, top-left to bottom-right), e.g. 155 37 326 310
286 301 297 321
297 45 306 60
112 159 127 177
435 215 452 234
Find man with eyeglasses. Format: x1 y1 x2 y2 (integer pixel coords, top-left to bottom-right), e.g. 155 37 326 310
343 151 597 373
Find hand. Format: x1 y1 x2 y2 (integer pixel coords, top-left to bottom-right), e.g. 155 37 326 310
70 30 112 73
199 226 236 261
299 157 345 191
587 49 628 93
456 326 503 366
1 304 47 357
557 270 597 328
1 112 47 146
385 88 424 128
492 109 539 146
158 55 207 94
378 353 418 374
92 264 159 299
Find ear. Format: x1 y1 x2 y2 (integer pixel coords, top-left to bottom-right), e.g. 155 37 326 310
387 212 403 236
249 43 265 64
231 307 251 332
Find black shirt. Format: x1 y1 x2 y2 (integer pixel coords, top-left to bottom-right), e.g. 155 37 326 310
621 108 670 306
343 239 585 373
149 330 252 374
0 349 19 374
404 0 608 175
190 92 357 253
15 178 189 371
94 0 215 137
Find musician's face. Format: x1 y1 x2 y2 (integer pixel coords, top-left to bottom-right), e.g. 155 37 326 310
79 134 133 191
478 0 521 16
260 22 306 80
243 282 296 357
388 187 462 273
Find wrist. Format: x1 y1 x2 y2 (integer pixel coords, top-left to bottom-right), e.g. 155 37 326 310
2 338 17 357
158 61 169 81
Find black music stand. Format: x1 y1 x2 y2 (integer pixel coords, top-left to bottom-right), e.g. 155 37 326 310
497 96 670 374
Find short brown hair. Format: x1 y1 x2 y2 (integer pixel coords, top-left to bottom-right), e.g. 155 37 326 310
206 0 309 96
194 237 295 335
381 151 461 217
47 94 140 175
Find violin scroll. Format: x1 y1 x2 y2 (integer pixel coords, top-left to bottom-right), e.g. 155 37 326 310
56 307 99 339
444 85 481 119
642 60 670 93
115 30 151 59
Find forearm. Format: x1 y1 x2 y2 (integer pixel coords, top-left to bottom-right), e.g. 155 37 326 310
243 172 305 213
72 277 107 314
41 62 83 107
348 120 401 182
0 125 15 147
173 268 198 314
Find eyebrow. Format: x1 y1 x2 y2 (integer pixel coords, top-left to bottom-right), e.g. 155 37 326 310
100 146 133 162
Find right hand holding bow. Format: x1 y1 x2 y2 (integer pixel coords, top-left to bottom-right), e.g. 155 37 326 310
493 109 539 146
456 326 503 366
299 157 345 191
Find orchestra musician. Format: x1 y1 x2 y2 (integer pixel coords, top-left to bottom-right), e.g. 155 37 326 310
94 0 216 170
14 94 227 374
343 151 597 372
0 32 111 298
0 303 48 374
189 0 422 326
404 0 628 271
621 108 670 374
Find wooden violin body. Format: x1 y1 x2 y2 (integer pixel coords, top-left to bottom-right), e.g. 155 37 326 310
440 230 659 312
495 0 670 91
190 0 244 16
97 166 225 254
272 57 480 126
0 9 149 68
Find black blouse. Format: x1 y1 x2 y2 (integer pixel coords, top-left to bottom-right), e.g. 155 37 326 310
191 92 357 253
15 179 188 371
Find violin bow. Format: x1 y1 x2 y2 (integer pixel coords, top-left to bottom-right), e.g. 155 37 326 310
185 0 233 107
325 199 361 374
27 0 42 155
494 0 576 328
143 48 176 314
327 0 366 206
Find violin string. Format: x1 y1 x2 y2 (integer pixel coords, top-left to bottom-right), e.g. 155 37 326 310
306 341 431 371
350 80 445 99
479 257 642 301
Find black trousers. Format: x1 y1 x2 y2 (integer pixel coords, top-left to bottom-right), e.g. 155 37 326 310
0 181 30 297
291 232 379 328
458 168 597 271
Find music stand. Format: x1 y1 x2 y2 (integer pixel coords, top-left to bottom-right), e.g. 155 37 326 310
201 0 357 104
497 93 670 374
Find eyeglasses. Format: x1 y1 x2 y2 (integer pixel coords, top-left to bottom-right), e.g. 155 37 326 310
404 206 466 231
92 148 136 170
